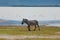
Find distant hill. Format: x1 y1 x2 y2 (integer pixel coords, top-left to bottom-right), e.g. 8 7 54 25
0 19 7 22
0 19 60 26
0 19 21 26
39 20 60 25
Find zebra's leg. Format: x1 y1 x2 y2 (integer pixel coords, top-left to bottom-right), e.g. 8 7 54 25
34 25 36 31
28 25 31 31
37 24 40 31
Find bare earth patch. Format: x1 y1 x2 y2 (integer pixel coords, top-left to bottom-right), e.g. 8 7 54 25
0 35 60 40
55 32 60 34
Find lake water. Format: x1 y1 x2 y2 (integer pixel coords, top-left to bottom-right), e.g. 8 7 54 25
0 0 60 6
47 24 60 27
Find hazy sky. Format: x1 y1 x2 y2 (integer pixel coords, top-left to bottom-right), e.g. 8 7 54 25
0 7 60 21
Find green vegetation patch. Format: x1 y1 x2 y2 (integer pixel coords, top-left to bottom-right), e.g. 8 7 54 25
0 26 60 35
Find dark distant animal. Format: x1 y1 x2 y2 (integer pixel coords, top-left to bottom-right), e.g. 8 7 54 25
21 19 40 31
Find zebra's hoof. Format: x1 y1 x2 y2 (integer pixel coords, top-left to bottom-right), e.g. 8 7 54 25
39 29 40 31
33 29 36 31
28 30 31 31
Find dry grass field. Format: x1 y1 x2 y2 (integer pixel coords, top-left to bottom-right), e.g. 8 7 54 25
0 26 60 40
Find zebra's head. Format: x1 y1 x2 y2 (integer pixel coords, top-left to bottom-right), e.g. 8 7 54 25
21 18 28 24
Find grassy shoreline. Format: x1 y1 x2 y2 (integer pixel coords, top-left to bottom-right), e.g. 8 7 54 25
0 26 59 36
